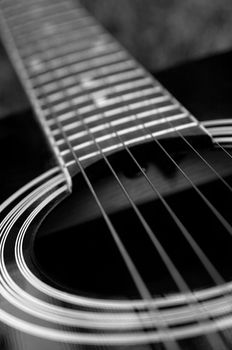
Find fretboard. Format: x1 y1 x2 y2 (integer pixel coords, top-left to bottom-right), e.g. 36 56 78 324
0 0 208 177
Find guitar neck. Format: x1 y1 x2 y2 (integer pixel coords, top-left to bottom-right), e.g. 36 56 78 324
0 0 207 177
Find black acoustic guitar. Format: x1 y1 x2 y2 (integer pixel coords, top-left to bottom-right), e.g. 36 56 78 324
0 0 232 349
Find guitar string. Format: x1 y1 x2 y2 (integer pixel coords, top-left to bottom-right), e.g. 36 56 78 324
24 26 203 349
47 56 231 288
102 103 232 346
16 7 184 346
2 2 231 348
54 94 230 350
52 6 232 342
47 0 232 197
212 140 232 162
51 99 182 350
24 9 232 349
0 7 182 350
48 63 229 350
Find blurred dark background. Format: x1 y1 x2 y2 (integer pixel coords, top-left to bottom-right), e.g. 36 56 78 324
81 0 232 70
1 0 232 118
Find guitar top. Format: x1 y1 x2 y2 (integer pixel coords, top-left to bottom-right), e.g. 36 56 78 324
1 0 232 349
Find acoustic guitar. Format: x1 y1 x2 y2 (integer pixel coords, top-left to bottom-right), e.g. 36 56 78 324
0 0 232 349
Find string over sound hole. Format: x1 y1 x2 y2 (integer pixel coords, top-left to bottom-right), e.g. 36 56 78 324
34 145 232 300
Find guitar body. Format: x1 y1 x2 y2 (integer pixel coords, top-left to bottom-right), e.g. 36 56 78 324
1 52 232 350
1 0 232 346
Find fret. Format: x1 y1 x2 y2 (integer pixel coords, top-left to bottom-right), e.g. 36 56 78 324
14 19 98 48
29 43 121 78
35 67 144 97
65 122 198 167
107 77 152 94
56 113 189 147
43 92 169 124
4 2 68 21
16 25 102 55
22 32 110 60
42 86 162 118
4 1 60 13
42 77 153 111
16 16 91 39
76 95 171 120
73 67 145 91
32 60 137 91
1 0 57 10
4 1 71 18
30 42 119 74
31 52 128 86
88 87 163 109
50 104 183 137
0 0 207 176
8 8 85 33
16 17 96 52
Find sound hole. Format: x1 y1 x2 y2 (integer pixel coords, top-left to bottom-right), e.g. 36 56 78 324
34 147 232 299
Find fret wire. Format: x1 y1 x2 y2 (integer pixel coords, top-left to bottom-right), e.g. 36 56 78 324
50 104 181 133
1 0 204 180
33 66 139 101
28 43 121 78
35 67 144 97
0 6 71 184
50 103 183 136
76 94 170 117
42 87 163 117
3 1 69 20
52 108 185 143
30 55 130 87
65 123 198 165
15 25 102 53
4 0 81 16
42 77 153 106
14 16 97 45
33 42 119 73
11 14 93 44
5 5 67 24
70 75 151 99
101 97 172 116
31 55 128 88
41 82 154 113
60 117 194 156
32 60 136 88
21 32 110 59
1 0 62 10
43 93 170 122
56 113 189 146
7 8 86 32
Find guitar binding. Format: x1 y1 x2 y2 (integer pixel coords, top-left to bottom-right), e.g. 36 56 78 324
202 119 232 148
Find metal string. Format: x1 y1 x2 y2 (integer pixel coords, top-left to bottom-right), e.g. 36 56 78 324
211 139 232 164
27 20 230 349
50 65 228 350
137 102 232 236
3 3 231 348
17 16 185 346
0 9 183 350
170 122 232 192
52 100 182 350
100 103 232 348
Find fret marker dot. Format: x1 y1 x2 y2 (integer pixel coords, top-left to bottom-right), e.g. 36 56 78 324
80 75 96 88
93 92 107 107
28 57 45 73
